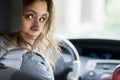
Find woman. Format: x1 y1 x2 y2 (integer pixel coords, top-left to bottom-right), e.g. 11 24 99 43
0 0 61 80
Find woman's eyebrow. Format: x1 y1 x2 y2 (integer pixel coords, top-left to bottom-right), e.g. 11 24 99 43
24 9 49 17
42 12 49 18
24 10 36 14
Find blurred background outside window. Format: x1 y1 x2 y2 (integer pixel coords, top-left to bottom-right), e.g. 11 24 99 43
54 0 120 40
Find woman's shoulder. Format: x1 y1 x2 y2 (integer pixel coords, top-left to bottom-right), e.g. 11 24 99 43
0 35 9 57
0 35 10 48
0 36 8 48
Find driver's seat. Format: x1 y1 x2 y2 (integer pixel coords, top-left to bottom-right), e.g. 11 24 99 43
112 65 120 80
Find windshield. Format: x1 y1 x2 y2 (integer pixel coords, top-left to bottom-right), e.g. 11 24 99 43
54 0 120 40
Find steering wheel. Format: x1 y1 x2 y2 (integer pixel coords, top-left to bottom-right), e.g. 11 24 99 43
54 38 81 80
112 65 120 80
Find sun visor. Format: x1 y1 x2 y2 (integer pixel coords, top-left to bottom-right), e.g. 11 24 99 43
0 0 22 34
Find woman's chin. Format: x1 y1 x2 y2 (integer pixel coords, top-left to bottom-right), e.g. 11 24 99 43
25 39 35 45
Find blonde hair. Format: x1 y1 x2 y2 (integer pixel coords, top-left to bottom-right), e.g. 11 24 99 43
3 0 61 67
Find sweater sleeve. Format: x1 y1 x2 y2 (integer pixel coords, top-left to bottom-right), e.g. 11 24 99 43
20 52 54 80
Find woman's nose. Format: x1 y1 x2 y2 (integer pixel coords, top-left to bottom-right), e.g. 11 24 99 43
33 18 40 27
31 17 41 31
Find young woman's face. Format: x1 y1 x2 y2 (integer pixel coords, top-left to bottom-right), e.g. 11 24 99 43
20 0 49 45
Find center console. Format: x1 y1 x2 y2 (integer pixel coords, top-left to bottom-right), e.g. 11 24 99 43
82 60 120 80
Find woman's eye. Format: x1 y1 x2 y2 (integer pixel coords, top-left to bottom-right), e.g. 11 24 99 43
39 17 47 22
25 14 33 20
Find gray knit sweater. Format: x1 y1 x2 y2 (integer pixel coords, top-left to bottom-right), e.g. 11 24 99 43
0 37 54 80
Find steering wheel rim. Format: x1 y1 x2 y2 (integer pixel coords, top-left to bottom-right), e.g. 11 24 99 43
54 38 81 80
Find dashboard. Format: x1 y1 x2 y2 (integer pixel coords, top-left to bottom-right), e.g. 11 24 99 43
69 39 120 80
76 47 120 59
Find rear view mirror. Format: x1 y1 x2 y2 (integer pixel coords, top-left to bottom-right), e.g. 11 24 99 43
0 0 22 34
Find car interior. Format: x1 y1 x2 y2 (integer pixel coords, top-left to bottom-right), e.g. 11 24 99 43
54 0 120 80
0 0 120 80
69 39 120 80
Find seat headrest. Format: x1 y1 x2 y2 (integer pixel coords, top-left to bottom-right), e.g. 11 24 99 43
0 0 22 34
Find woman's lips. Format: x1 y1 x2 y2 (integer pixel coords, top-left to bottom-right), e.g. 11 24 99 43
31 27 40 32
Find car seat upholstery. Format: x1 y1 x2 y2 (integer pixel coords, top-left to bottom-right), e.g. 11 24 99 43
0 0 22 34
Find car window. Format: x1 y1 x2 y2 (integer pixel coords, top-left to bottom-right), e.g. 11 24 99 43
54 0 120 40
